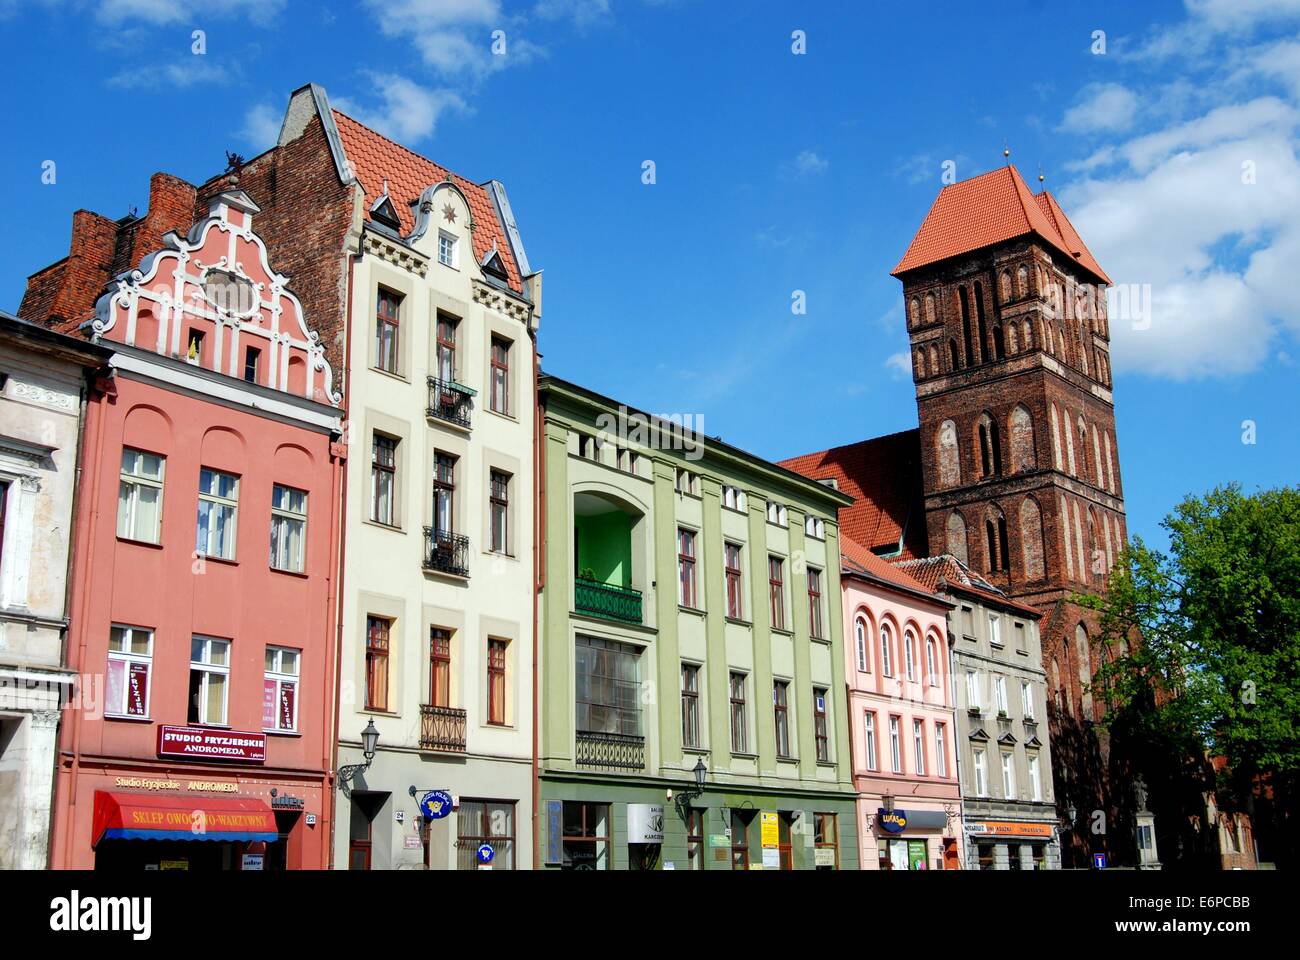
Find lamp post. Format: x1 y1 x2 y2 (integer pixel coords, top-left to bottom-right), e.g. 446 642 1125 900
338 721 379 797
673 758 708 818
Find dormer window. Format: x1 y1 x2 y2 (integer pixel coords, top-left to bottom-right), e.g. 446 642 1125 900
438 231 458 269
370 193 401 231
186 330 205 365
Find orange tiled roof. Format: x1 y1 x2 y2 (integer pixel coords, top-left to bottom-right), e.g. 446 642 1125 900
332 111 523 292
779 429 928 561
891 165 1110 284
840 536 942 601
895 554 1042 618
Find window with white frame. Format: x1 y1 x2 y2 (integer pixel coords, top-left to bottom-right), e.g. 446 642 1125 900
438 230 458 268
935 722 948 777
766 501 788 527
1029 753 1042 801
264 646 300 732
195 468 239 560
864 711 878 771
996 675 1009 715
1022 681 1035 720
117 448 165 543
106 625 153 718
926 635 939 686
880 624 894 677
973 748 988 796
904 629 916 680
912 718 926 775
855 617 869 672
966 670 980 710
804 515 824 539
270 484 308 572
889 715 902 773
675 468 698 495
189 636 230 725
989 613 1003 647
721 485 747 511
1001 751 1016 798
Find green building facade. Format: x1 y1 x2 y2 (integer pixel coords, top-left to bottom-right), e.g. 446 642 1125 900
538 376 860 870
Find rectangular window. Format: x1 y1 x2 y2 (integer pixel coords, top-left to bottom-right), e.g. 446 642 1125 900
966 670 980 710
904 629 916 680
729 672 748 753
490 336 510 415
768 556 785 630
721 485 746 511
961 605 975 637
438 231 457 268
813 687 829 762
263 646 300 731
730 810 751 870
375 288 401 374
243 346 260 384
807 567 823 639
926 636 939 686
1001 751 1016 798
106 625 152 717
117 448 164 543
863 712 878 771
270 484 307 572
677 528 697 608
457 800 516 870
366 616 390 711
489 470 509 554
1029 753 1042 801
913 718 926 775
434 451 456 537
773 680 791 758
681 663 701 748
561 802 610 871
371 435 397 526
996 675 1009 715
195 467 239 560
1014 621 1026 652
889 715 902 773
1022 681 1035 719
188 636 230 725
436 313 458 383
488 638 508 726
813 814 838 870
989 613 1003 647
686 808 705 871
575 635 642 735
724 542 743 619
935 722 948 778
973 748 988 796
429 628 452 707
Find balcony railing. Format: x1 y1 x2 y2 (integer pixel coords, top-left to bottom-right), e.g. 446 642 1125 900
574 577 642 624
426 376 473 429
419 704 467 753
575 731 645 771
423 527 470 577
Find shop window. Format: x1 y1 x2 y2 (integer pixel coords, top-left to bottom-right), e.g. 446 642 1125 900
814 813 839 870
730 809 752 870
457 799 515 870
561 801 610 870
687 808 706 870
106 625 153 718
263 646 299 731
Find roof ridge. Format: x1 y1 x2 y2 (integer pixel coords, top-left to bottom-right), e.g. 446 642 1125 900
332 109 477 192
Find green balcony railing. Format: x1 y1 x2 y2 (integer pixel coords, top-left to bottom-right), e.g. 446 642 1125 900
575 577 642 624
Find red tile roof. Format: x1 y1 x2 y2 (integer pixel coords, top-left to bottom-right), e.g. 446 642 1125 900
895 554 1043 618
332 111 523 292
779 429 928 560
891 165 1110 284
840 536 942 602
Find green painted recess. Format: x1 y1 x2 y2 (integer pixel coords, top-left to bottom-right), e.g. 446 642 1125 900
574 510 632 587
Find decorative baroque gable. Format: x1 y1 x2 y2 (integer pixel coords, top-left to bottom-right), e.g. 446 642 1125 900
92 191 341 407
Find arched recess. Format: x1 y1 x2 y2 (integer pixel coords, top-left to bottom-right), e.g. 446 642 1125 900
1075 623 1094 719
1009 405 1036 473
1022 319 1033 350
984 505 1009 573
928 344 939 378
1007 322 1019 355
946 510 968 565
976 413 1002 478
1017 265 1028 298
925 292 936 324
1091 424 1104 488
1000 270 1012 302
1019 497 1045 581
948 338 960 371
937 420 961 488
914 349 925 378
974 280 989 363
992 324 1005 360
958 286 975 365
909 297 920 327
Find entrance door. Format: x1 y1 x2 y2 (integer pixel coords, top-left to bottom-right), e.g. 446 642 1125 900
348 795 381 870
942 837 960 870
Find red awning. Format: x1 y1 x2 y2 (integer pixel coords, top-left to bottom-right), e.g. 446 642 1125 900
92 790 279 846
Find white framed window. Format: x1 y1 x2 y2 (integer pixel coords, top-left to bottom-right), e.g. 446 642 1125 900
904 630 916 680
966 670 980 710
880 625 894 677
438 230 459 268
864 712 878 771
973 748 988 796
935 722 948 778
996 675 1008 715
189 636 231 726
195 467 239 560
117 448 164 543
1022 681 1035 720
270 484 308 572
1029 753 1042 801
855 617 869 672
912 718 926 776
1001 751 1016 798
766 500 787 526
804 515 825 539
106 625 153 718
889 715 902 773
989 613 1003 647
721 484 747 511
675 468 699 495
264 646 300 732
926 636 939 686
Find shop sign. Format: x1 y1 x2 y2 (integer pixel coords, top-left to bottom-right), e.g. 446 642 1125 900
815 847 836 867
112 777 240 793
760 811 779 848
271 794 304 810
967 820 1054 838
156 726 266 763
628 803 664 843
708 834 730 847
761 847 780 869
241 854 264 871
878 810 908 833
403 836 423 849
419 790 453 820
545 800 563 865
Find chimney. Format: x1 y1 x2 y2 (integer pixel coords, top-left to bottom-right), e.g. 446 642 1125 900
128 172 197 268
45 209 118 331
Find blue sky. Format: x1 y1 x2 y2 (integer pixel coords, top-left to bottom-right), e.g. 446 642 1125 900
1 0 1297 550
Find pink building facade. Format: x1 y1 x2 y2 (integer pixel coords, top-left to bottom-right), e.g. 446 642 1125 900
840 539 964 870
47 190 345 870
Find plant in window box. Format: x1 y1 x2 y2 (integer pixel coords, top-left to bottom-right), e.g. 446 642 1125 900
580 567 596 582
998 710 1009 719
967 705 982 715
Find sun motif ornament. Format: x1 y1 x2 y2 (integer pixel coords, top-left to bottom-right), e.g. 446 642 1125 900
441 202 457 224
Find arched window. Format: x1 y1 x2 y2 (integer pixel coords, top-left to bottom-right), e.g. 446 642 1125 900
914 349 925 379
904 629 917 680
946 510 968 565
1007 322 1019 354
992 324 1005 360
925 292 936 324
985 507 1009 573
1019 497 1045 580
1076 623 1094 719
959 286 975 366
1009 404 1036 472
1091 424 1104 487
880 623 894 677
948 338 961 371
977 414 1002 478
928 345 939 378
1022 319 1033 350
1017 265 1028 298
937 420 961 487
1051 657 1070 717
1050 404 1063 471
974 280 989 363
909 297 920 327
925 635 940 686
1000 270 1012 302
855 617 870 673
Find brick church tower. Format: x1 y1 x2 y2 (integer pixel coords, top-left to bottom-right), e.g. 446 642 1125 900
892 165 1132 865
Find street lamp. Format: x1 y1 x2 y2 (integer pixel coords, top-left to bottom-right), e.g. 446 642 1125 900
338 721 380 796
883 792 896 814
673 758 708 818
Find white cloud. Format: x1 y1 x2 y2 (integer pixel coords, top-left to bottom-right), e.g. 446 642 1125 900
333 74 469 144
239 103 282 150
791 150 829 177
534 0 611 28
885 351 912 378
107 58 231 90
363 0 543 80
95 0 284 25
1060 83 1140 134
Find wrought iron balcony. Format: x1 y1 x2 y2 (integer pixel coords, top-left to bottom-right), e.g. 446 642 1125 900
426 376 473 429
574 577 642 624
575 730 645 771
419 704 467 753
423 527 470 577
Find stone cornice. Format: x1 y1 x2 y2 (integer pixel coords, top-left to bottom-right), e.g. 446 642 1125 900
362 230 429 278
472 279 532 325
